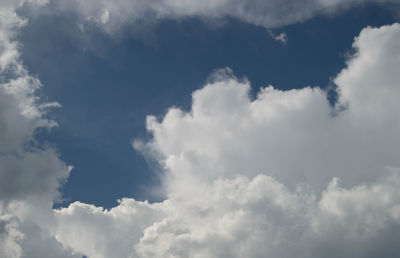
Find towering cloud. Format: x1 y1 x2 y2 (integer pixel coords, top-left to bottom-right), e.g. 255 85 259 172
54 23 400 258
138 24 400 196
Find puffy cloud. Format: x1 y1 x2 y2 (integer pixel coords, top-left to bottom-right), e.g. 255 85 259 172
0 1 73 257
0 0 69 203
138 24 400 196
54 173 400 258
52 199 165 258
136 172 400 258
52 23 400 257
2 0 400 257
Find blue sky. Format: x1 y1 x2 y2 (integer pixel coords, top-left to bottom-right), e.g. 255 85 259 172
18 2 398 208
1 1 400 257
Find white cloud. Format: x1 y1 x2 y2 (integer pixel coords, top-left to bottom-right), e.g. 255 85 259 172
2 1 400 257
137 172 400 258
53 173 400 258
137 24 400 197
52 23 400 257
52 199 165 258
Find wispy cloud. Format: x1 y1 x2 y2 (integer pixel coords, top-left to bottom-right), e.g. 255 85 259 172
21 0 400 35
268 30 288 44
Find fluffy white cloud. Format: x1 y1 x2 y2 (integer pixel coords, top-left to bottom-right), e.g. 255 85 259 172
138 27 400 197
2 1 400 257
54 173 400 258
51 23 400 258
52 199 165 258
136 172 400 258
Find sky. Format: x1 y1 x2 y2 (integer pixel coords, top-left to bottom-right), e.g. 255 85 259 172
1 0 400 258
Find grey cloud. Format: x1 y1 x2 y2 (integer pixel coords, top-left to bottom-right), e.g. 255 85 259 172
0 150 70 202
20 0 400 36
0 2 74 257
0 27 69 204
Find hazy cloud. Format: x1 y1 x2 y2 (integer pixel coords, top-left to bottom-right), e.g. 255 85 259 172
20 0 400 36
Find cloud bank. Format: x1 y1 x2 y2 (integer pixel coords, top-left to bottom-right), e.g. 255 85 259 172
1 1 400 257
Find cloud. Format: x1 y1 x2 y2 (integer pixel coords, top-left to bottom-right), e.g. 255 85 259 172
20 0 400 36
2 1 400 257
139 24 400 197
136 172 400 258
0 1 73 257
52 23 400 258
268 30 288 44
53 173 400 258
0 0 69 203
53 199 165 258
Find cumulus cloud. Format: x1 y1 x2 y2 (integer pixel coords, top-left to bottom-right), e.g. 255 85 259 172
2 0 400 257
139 24 400 196
51 23 400 258
53 199 165 258
0 1 73 257
0 0 69 203
54 173 400 258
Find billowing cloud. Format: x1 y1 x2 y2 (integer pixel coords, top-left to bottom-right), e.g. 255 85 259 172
53 199 165 258
136 23 400 197
1 1 400 257
0 0 70 203
51 23 400 258
54 173 400 258
0 1 73 257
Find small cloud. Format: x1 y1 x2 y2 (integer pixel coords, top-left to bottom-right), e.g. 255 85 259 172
268 30 288 45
